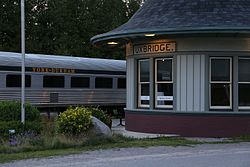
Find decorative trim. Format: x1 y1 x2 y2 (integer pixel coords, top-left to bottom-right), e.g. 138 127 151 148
125 109 250 117
91 27 250 45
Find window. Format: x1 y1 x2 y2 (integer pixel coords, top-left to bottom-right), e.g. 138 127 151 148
43 76 64 88
238 58 250 109
71 77 89 88
138 59 150 108
6 74 31 87
210 57 232 109
117 78 126 89
155 58 173 108
95 77 113 88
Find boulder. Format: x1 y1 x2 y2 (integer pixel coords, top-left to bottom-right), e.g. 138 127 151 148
90 116 112 137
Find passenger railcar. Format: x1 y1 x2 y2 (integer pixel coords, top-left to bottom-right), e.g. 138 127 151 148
0 51 126 113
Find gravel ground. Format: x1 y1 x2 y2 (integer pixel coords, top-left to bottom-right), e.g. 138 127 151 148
1 143 250 167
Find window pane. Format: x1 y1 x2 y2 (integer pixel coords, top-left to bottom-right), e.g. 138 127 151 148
239 84 250 106
211 83 230 106
211 59 230 81
139 60 149 82
118 78 126 89
6 75 31 87
71 77 89 88
140 83 149 105
43 76 64 88
239 59 250 82
95 77 113 88
156 83 173 106
157 59 172 81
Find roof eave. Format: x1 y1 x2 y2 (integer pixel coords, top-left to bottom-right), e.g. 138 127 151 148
91 27 250 47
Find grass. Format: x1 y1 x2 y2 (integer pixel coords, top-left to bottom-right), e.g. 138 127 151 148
0 148 83 163
0 135 200 163
1 115 250 164
1 134 250 164
234 135 250 142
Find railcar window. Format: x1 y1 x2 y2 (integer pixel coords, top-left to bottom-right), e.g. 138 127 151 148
6 74 31 87
118 78 126 89
43 76 64 88
71 77 89 88
95 77 113 88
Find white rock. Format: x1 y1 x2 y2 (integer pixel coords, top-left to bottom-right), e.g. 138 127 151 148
90 116 112 137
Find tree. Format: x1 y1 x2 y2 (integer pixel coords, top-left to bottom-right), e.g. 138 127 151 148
0 0 143 59
0 0 20 52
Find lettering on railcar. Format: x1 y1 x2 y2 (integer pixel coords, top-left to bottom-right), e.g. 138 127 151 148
32 67 75 74
133 42 176 55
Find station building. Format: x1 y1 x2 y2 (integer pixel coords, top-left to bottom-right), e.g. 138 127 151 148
91 0 250 137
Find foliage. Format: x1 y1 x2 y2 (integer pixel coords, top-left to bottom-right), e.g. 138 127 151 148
0 101 41 138
0 134 202 163
0 121 42 138
234 135 250 142
57 107 92 135
0 0 20 52
0 101 40 122
87 107 112 127
40 116 57 137
0 0 143 59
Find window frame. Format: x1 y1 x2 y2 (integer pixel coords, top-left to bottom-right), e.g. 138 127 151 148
238 57 250 109
138 59 150 108
209 57 232 110
154 58 173 109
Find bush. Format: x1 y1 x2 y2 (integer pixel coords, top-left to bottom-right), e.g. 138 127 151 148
0 121 42 138
0 101 41 138
0 101 40 121
87 107 112 128
57 107 92 135
41 116 57 137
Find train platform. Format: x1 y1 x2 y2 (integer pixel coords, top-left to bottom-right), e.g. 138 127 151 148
111 119 178 139
111 119 232 142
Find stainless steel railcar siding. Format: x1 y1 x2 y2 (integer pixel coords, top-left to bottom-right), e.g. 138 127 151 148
0 52 126 108
0 88 126 107
0 52 125 72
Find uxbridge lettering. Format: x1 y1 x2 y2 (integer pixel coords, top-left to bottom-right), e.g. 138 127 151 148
134 42 176 55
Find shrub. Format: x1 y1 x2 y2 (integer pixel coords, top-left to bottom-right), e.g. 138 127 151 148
41 116 57 137
57 107 92 135
0 101 41 138
0 101 40 121
0 121 42 138
87 107 112 128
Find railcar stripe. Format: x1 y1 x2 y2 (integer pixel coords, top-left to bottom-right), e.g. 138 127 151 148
0 66 126 75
